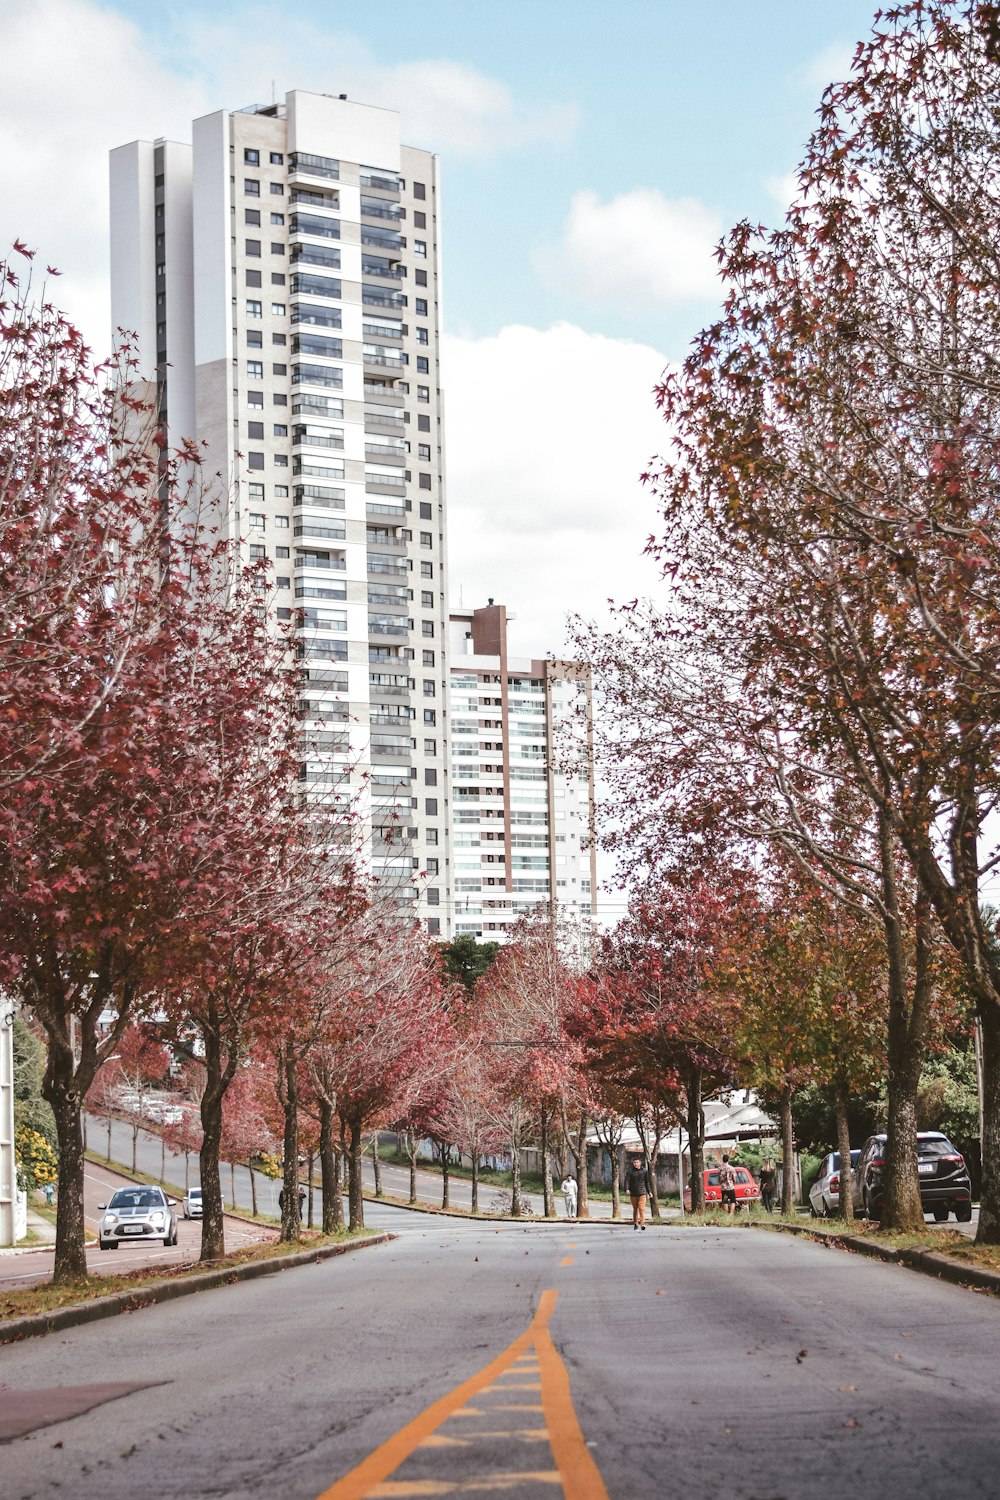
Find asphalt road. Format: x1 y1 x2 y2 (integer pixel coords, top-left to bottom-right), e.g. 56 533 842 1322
3 1204 1000 1499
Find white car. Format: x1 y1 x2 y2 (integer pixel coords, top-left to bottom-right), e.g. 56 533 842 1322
809 1150 861 1217
183 1187 203 1219
98 1185 179 1248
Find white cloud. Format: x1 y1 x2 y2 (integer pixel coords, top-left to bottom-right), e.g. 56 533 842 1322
535 187 724 313
765 170 802 213
442 322 669 658
0 0 578 352
797 41 857 96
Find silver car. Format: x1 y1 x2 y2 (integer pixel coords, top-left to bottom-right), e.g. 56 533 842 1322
809 1150 861 1217
183 1187 203 1220
98 1185 179 1249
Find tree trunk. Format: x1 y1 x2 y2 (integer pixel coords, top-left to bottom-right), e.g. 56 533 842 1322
780 1083 795 1214
229 1160 236 1211
184 1150 190 1193
406 1131 418 1205
371 1135 383 1198
249 1163 258 1217
131 1120 139 1174
575 1108 590 1219
279 1050 300 1243
977 1001 1000 1244
687 1070 705 1212
440 1141 450 1209
510 1124 523 1217
320 1097 342 1233
348 1116 365 1230
47 1082 88 1282
610 1148 621 1220
541 1113 554 1218
471 1154 479 1214
834 1077 854 1225
307 1152 314 1229
160 1135 166 1183
106 1116 112 1162
198 1031 228 1263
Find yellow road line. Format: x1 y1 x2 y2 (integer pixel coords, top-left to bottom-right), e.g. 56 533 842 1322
559 1256 574 1267
314 1290 609 1500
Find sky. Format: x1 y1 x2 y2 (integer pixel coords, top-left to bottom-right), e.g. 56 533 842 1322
0 0 886 656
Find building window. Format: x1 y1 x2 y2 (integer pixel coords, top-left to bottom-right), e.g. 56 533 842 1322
420 562 433 578
416 357 429 374
413 241 427 258
421 621 434 638
420 531 433 547
247 360 263 378
427 916 441 935
423 679 435 696
417 385 430 401
415 269 428 287
424 737 437 753
244 178 260 196
274 454 288 467
276 545 290 559
425 798 438 815
277 607 292 621
422 649 435 665
418 413 430 432
248 510 265 526
246 299 262 317
247 330 263 348
270 151 284 165
272 332 286 345
271 212 285 226
419 473 432 489
244 149 260 165
423 710 436 726
415 298 428 315
272 302 286 315
271 273 286 285
273 394 288 406
270 182 284 195
419 502 432 519
421 590 434 607
275 484 289 496
416 327 429 345
272 361 287 374
245 209 261 226
246 239 261 257
246 270 262 287
413 181 426 200
426 887 440 905
418 444 431 461
247 391 264 408
247 452 265 470
248 421 264 439
414 211 427 230
276 576 290 588
275 515 289 528
425 769 437 786
273 422 288 437
271 242 284 255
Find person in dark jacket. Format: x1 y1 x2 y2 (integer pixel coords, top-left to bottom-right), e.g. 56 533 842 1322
625 1156 651 1230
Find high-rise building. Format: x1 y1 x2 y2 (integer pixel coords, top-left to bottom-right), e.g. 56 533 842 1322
110 92 450 932
449 602 597 940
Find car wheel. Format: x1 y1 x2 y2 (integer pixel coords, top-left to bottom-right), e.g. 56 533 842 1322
932 1205 949 1223
864 1192 880 1221
956 1203 973 1223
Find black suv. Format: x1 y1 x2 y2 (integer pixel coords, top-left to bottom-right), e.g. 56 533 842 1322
853 1131 973 1223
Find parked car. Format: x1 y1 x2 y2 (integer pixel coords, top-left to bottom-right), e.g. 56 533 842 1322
97 1185 179 1249
853 1131 973 1222
808 1150 862 1217
683 1166 761 1210
183 1187 203 1220
114 1090 142 1114
144 1099 183 1125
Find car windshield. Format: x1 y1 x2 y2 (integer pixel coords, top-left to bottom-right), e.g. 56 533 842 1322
190 1190 202 1199
707 1171 720 1186
108 1189 161 1209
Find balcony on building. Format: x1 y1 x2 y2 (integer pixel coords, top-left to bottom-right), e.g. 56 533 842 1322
289 151 340 182
293 424 344 451
364 405 405 434
359 168 401 197
367 552 409 578
289 186 340 212
363 379 404 406
365 469 407 495
362 286 407 313
368 613 410 638
364 440 405 465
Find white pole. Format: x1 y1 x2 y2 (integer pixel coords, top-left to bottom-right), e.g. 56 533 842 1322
0 1004 16 1245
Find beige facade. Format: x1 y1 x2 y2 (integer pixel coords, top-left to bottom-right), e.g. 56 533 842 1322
111 92 451 933
449 603 597 940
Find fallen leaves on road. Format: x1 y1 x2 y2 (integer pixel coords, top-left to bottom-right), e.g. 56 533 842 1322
796 1349 808 1363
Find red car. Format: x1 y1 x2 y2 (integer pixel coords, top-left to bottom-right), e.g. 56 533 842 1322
683 1166 761 1211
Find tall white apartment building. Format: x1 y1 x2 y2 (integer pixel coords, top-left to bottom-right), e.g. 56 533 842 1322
449 603 597 940
110 92 451 933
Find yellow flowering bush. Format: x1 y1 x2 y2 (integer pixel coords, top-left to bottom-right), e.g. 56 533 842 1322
15 1124 58 1192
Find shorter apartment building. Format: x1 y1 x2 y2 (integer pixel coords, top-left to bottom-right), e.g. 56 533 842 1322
448 602 597 940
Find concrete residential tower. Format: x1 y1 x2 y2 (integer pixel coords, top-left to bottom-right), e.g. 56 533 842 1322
449 603 597 941
110 92 450 932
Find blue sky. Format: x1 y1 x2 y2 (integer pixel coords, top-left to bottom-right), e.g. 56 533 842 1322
2 0 888 650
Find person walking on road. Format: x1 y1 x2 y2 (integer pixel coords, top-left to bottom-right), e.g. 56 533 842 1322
718 1155 738 1215
759 1159 776 1213
561 1173 578 1219
626 1155 651 1230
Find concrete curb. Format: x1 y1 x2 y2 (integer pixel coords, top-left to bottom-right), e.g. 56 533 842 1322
773 1219 1000 1295
0 1232 393 1346
363 1191 635 1224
